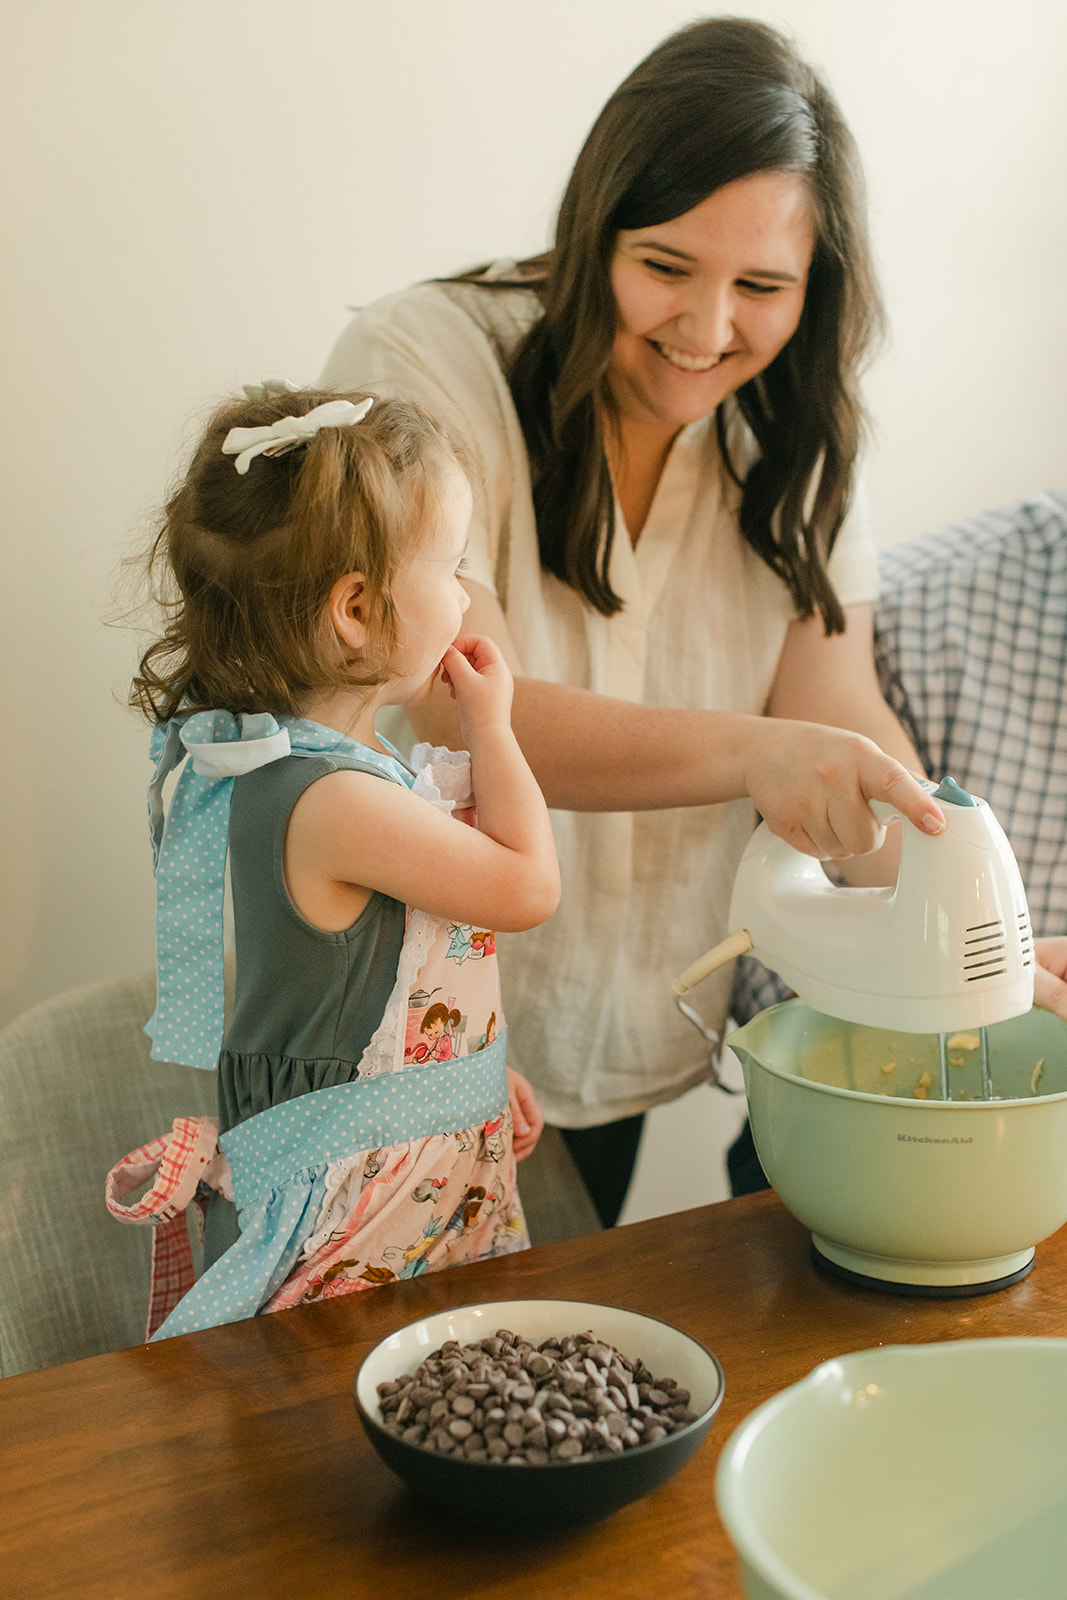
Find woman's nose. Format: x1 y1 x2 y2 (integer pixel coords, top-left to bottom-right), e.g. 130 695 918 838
681 284 735 353
460 585 471 614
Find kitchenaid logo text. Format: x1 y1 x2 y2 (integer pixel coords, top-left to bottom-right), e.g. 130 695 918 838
897 1133 973 1145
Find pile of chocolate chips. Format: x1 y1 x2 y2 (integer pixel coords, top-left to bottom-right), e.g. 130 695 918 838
375 1327 699 1464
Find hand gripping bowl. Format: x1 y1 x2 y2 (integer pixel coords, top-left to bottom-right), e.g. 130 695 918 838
715 1338 1067 1600
354 1298 724 1528
726 1001 1067 1293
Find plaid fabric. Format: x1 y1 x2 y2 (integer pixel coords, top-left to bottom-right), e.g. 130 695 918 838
875 491 1067 938
730 492 1067 1029
144 1221 196 1337
105 1117 219 1337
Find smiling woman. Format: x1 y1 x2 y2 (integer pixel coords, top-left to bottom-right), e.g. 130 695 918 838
319 16 947 1235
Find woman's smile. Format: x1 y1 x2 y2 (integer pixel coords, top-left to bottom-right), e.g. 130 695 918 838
651 342 724 373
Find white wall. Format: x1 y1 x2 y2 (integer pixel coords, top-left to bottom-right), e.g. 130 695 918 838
2 0 1065 1113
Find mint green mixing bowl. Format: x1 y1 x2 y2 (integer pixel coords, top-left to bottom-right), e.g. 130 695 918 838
727 1002 1067 1291
716 1338 1067 1600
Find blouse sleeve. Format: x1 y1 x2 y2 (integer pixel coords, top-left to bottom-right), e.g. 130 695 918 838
320 283 530 599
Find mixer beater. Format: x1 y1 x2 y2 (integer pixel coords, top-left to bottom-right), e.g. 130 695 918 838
936 1026 993 1101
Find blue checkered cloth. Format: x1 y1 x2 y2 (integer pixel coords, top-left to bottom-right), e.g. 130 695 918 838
730 491 1067 1026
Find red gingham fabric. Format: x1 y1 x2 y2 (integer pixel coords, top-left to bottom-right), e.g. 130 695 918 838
105 1118 220 1337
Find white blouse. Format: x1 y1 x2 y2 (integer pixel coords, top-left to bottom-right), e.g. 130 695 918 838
321 270 878 1127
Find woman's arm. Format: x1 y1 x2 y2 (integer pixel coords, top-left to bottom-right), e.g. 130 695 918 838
766 603 924 771
410 582 944 858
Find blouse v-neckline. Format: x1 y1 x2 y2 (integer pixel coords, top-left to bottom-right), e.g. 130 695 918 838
609 418 710 618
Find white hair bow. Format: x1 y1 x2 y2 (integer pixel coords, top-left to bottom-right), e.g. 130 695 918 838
221 396 373 475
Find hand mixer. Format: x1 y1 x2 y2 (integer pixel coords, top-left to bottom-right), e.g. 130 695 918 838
673 776 1036 1099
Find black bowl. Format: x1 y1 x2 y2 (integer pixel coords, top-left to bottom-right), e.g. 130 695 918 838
354 1298 724 1529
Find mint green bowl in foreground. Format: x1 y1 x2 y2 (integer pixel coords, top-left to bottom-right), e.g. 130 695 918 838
716 1338 1067 1600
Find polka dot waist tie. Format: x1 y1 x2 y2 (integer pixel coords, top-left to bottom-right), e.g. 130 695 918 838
221 1033 509 1211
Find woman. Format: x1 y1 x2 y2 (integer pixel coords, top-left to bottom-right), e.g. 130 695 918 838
320 18 944 1228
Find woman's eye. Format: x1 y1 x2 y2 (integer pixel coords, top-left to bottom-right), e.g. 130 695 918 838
456 557 470 576
738 279 782 296
643 257 686 278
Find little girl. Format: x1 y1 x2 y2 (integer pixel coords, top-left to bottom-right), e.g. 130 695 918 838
106 385 560 1339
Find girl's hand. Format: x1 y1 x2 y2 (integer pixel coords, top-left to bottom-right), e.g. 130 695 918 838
507 1068 544 1162
745 718 945 860
1034 937 1067 1022
439 634 514 739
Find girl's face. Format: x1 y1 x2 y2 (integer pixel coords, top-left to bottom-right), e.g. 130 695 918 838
386 456 473 706
608 170 815 438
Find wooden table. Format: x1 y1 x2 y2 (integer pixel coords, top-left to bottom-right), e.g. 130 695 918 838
5 1192 1067 1600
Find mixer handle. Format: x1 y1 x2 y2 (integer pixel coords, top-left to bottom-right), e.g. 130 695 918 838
671 928 754 997
868 798 903 827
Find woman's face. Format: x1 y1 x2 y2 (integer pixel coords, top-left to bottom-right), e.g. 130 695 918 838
608 170 816 436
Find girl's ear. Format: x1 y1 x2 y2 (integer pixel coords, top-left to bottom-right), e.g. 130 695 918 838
328 571 369 651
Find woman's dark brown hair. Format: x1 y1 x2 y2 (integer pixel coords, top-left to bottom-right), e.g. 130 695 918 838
461 16 884 630
130 389 463 723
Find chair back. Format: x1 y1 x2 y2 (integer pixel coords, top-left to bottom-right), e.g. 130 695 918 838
0 971 218 1376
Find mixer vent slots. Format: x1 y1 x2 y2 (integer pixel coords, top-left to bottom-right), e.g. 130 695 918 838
1018 911 1034 967
961 915 1033 981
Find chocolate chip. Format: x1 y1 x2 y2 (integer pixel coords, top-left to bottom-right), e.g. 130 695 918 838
554 1437 583 1460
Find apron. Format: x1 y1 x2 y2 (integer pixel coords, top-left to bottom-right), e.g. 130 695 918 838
107 747 527 1340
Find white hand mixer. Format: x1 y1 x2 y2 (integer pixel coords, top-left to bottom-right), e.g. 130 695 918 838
673 776 1036 1099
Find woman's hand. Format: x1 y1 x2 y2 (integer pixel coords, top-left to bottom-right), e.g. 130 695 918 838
1034 937 1067 1022
759 605 944 862
507 1068 544 1162
743 716 945 860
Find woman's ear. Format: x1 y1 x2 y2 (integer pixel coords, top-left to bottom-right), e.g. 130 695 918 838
328 571 369 652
